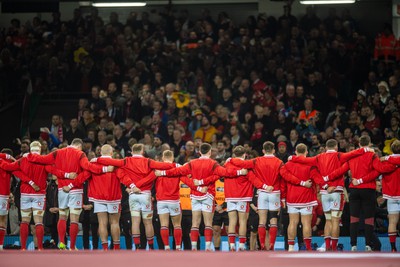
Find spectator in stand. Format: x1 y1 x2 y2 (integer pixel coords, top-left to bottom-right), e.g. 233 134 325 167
88 86 106 112
194 115 218 143
65 118 85 144
287 129 301 155
275 142 289 163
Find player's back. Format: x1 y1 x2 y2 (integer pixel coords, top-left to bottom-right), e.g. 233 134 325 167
315 151 342 175
186 157 220 179
90 163 121 202
224 159 253 201
123 156 153 176
55 147 85 173
253 156 282 189
0 159 12 197
156 176 180 201
18 156 47 195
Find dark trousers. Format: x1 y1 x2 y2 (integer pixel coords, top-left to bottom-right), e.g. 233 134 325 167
181 212 192 250
82 220 99 249
120 212 132 249
349 188 376 247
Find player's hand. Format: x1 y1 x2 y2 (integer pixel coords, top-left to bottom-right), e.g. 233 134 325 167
198 186 208 193
303 180 312 188
266 186 274 192
327 186 336 193
90 158 98 163
83 204 92 211
31 183 40 192
107 166 114 172
380 156 389 162
9 156 16 162
49 207 59 214
125 188 133 194
352 178 361 186
67 172 77 179
251 206 258 213
193 179 201 186
62 186 71 193
287 156 292 161
281 200 286 209
132 187 141 194
155 170 162 176
239 169 248 175
312 225 318 232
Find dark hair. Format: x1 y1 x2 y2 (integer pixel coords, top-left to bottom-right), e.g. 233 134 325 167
359 135 371 147
1 148 13 157
391 140 400 154
326 139 338 149
263 141 275 153
200 143 212 155
296 143 307 154
233 145 246 157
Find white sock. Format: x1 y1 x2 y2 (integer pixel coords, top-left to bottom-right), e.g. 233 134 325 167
239 243 245 250
205 241 212 250
176 245 181 250
191 242 197 249
165 245 170 250
0 245 3 250
230 243 235 249
288 245 294 251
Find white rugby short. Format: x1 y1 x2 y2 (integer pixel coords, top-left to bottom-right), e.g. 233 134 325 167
94 202 120 214
129 193 152 213
387 199 400 214
258 191 280 211
157 201 181 216
227 201 250 213
21 195 46 210
321 192 343 212
58 190 83 209
287 206 313 215
0 196 9 216
191 197 214 213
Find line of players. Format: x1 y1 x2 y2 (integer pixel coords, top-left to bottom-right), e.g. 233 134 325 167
0 136 398 252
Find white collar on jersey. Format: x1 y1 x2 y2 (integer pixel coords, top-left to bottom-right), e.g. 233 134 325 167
263 154 275 157
199 156 210 159
100 156 112 158
131 154 144 158
326 150 337 153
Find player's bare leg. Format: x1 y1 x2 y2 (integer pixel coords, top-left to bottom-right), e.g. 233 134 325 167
109 213 121 250
20 209 32 250
301 214 312 251
324 212 332 251
238 211 248 251
143 216 154 249
268 211 279 250
69 209 82 250
171 214 182 250
228 211 238 251
33 209 44 250
191 211 202 250
212 224 222 251
331 213 341 251
159 213 171 250
258 209 268 250
203 211 214 251
388 213 399 251
0 215 7 250
288 213 299 251
131 215 141 250
97 212 109 250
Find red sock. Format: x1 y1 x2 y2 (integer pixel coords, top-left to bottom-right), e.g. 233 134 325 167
174 227 182 248
389 233 397 243
269 225 278 250
132 234 140 247
204 227 213 242
288 239 295 246
304 238 312 251
0 227 6 247
113 241 120 250
161 227 169 247
258 225 266 249
57 219 67 244
228 234 236 245
36 223 44 250
20 222 29 250
147 236 154 248
190 228 199 244
69 222 79 249
239 236 246 245
325 236 331 250
331 238 338 251
102 242 108 250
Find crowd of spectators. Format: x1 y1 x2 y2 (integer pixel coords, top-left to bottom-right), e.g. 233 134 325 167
1 3 400 244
